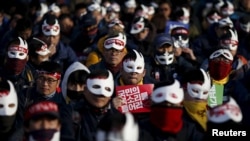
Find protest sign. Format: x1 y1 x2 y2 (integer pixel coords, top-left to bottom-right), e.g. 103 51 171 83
116 84 154 113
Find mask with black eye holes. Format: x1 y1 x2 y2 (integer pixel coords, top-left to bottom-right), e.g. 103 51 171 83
155 50 175 65
172 34 189 48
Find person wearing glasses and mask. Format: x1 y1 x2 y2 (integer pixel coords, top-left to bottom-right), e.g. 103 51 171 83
16 61 75 141
88 30 127 80
146 33 196 83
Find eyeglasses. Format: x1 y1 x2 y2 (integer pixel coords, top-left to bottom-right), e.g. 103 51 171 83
37 76 58 84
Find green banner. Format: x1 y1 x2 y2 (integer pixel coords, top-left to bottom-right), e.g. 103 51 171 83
208 83 224 107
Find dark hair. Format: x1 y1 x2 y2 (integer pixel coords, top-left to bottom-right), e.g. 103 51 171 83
0 78 9 91
28 0 41 11
239 14 250 24
38 61 62 74
68 70 89 85
182 69 205 84
105 30 126 41
132 16 150 28
80 13 97 28
122 49 142 62
8 36 27 47
74 2 87 12
219 28 236 41
58 13 72 22
38 14 58 34
87 69 109 79
158 0 173 9
153 79 175 90
42 14 58 25
97 112 126 131
171 6 190 21
28 37 47 58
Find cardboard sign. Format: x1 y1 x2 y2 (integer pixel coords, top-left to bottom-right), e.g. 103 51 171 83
208 83 224 107
165 20 189 34
115 84 154 113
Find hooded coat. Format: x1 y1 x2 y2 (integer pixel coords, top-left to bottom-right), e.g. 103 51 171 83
61 61 90 104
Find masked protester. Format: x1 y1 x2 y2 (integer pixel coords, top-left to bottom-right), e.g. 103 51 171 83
127 16 156 60
201 28 247 75
113 49 154 122
170 26 199 65
147 33 196 83
139 79 203 141
0 37 34 93
74 70 120 141
69 13 101 64
0 79 18 140
85 18 125 68
23 101 61 141
88 31 127 80
27 37 51 77
204 96 248 141
208 49 233 83
116 49 154 86
182 68 212 136
61 62 90 128
38 14 78 72
61 61 90 104
171 5 201 41
218 29 248 80
16 61 75 141
207 49 235 107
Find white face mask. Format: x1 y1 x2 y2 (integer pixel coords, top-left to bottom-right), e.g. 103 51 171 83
104 33 126 50
177 7 190 24
155 52 174 65
208 97 242 123
7 37 28 60
151 80 184 104
209 49 233 61
172 36 189 48
87 71 114 97
123 50 145 73
207 12 222 24
42 20 60 36
240 22 250 33
221 1 234 17
219 29 238 51
187 69 211 100
0 80 18 116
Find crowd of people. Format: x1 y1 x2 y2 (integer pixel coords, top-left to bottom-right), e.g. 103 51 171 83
0 0 250 140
